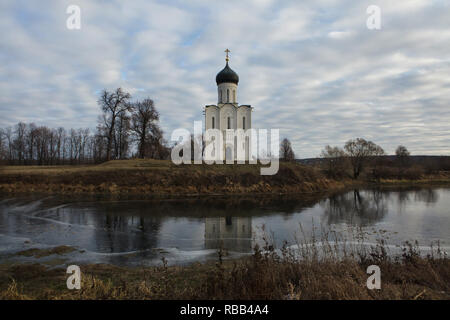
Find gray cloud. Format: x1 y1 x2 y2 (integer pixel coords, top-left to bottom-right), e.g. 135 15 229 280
0 0 449 158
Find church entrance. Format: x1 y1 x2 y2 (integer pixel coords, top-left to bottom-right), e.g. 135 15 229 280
225 146 233 162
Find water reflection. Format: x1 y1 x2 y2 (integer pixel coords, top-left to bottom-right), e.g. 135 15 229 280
413 189 439 205
0 187 448 266
100 214 161 255
205 217 252 252
322 190 388 226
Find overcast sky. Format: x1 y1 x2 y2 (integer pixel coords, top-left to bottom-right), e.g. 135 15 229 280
0 0 449 158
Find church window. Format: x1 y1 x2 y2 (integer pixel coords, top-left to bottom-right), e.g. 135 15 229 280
219 90 222 103
212 116 215 129
227 89 230 102
227 117 231 129
243 116 246 130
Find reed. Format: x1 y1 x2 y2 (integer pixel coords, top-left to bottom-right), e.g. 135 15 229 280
1 227 448 300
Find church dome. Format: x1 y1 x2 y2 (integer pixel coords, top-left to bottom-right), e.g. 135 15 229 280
216 62 239 85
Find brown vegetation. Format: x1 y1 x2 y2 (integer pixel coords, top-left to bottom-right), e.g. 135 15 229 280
1 237 448 300
0 159 349 195
16 246 76 258
320 140 450 181
1 158 449 196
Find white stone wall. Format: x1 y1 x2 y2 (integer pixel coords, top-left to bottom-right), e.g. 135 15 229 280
219 104 236 130
204 78 252 162
205 105 220 130
237 106 252 160
237 106 251 130
218 83 238 104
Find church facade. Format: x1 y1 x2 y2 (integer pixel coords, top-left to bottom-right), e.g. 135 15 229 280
204 50 252 161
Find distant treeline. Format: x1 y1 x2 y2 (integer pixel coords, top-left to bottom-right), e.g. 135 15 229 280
0 88 171 165
313 139 450 180
300 155 450 168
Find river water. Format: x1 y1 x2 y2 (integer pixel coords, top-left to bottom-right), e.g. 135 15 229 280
0 187 449 266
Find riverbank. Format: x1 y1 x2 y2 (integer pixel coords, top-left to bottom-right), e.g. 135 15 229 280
1 159 449 196
1 186 449 300
1 241 449 300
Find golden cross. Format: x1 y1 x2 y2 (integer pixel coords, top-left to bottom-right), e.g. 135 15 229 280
225 49 230 62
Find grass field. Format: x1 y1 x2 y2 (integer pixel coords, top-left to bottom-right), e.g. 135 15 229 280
0 159 176 174
0 159 347 195
0 159 449 196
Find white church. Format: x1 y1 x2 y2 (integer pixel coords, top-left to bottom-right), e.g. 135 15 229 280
204 49 252 162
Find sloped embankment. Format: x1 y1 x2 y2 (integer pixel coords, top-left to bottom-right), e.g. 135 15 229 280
0 160 349 196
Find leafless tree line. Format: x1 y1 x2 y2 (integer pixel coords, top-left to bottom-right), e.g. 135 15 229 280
0 88 170 165
320 142 450 181
320 138 386 179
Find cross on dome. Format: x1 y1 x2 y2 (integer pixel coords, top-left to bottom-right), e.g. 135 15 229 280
225 49 230 62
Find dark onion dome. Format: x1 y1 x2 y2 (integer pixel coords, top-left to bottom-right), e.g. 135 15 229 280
216 62 239 85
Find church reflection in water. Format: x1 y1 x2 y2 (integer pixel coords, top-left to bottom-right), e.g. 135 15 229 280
205 217 252 253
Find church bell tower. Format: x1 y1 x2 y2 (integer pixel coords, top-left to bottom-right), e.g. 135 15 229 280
204 49 252 162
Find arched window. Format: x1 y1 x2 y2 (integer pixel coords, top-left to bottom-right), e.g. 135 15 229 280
212 116 215 129
233 90 236 102
219 90 222 103
243 116 246 130
227 117 231 129
227 89 230 102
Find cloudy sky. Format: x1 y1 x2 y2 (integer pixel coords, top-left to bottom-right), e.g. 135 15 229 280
0 0 449 158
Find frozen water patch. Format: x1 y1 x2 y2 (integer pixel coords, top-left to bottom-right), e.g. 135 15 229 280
283 240 450 259
0 233 34 254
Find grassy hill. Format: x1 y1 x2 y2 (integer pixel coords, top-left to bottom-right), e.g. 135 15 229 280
1 159 449 196
0 159 345 196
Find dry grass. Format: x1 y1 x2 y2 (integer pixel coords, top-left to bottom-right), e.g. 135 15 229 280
1 232 449 300
16 246 76 258
0 159 173 175
1 160 449 196
0 160 347 195
379 171 450 186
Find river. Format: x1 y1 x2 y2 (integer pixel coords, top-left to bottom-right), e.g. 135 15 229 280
0 187 449 266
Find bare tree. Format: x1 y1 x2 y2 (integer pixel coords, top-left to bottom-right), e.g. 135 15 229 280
4 127 13 162
1 90 170 165
395 145 410 158
14 122 27 164
56 127 65 164
280 138 295 161
35 126 52 165
344 138 384 179
371 143 386 181
395 145 410 169
320 145 347 177
130 98 166 159
0 128 5 162
0 122 118 165
97 88 132 161
25 123 37 164
114 113 130 159
149 126 170 160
